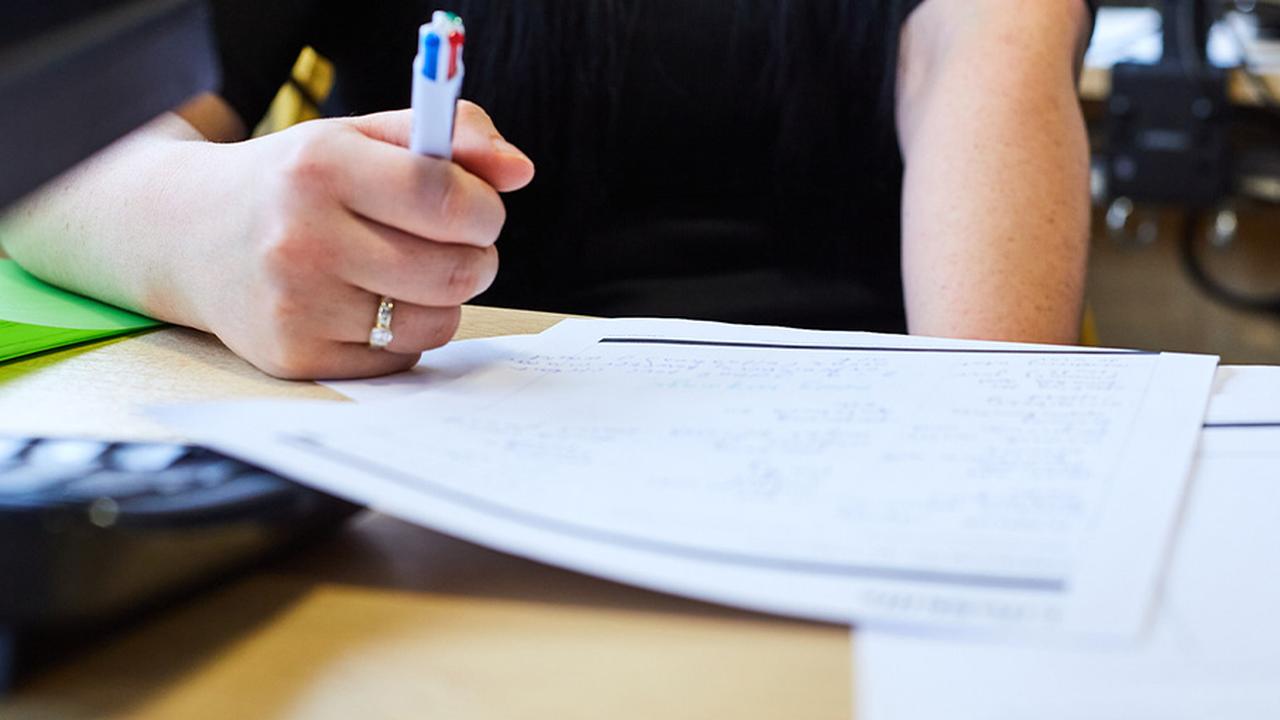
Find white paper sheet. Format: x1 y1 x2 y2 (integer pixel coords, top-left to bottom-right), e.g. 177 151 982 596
855 366 1280 719
320 319 1109 402
159 318 1218 639
320 317 1096 403
321 334 540 403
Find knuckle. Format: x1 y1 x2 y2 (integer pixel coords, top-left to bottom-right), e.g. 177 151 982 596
456 100 494 131
487 193 507 237
421 307 462 350
457 99 487 121
443 252 480 301
279 125 339 195
469 187 505 246
257 213 341 280
263 287 310 331
434 171 470 234
440 247 487 301
259 220 313 280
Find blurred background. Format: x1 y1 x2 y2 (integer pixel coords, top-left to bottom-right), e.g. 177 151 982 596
1086 0 1280 360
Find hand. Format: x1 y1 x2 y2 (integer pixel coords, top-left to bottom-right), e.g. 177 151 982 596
187 102 535 379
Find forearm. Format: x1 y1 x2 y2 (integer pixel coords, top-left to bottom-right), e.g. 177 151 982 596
0 113 244 332
897 1 1090 344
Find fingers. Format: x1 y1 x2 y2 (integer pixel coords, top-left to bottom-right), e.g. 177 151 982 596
374 302 461 355
319 128 505 247
323 287 463 354
336 215 498 307
343 102 535 192
218 316 422 381
244 287 458 380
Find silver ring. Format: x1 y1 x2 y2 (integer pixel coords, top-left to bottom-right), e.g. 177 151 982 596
369 296 395 350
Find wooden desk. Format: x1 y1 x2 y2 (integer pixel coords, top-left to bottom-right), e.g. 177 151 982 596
0 306 852 720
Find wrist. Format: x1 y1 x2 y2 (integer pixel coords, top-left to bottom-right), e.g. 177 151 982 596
136 139 252 335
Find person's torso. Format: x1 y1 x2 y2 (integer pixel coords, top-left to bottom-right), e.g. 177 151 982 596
310 1 909 331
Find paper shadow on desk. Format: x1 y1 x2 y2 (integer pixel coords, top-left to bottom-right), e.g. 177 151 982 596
284 511 838 628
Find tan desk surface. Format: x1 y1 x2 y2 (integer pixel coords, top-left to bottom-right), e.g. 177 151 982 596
1 306 852 720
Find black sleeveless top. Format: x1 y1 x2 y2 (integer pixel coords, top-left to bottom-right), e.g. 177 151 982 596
213 1 941 332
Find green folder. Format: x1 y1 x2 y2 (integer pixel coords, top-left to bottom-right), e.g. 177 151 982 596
0 259 161 363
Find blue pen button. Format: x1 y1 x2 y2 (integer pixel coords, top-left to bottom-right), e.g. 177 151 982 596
424 33 440 80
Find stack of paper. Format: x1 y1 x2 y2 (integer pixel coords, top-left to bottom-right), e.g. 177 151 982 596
162 317 1218 642
854 365 1280 718
0 259 160 363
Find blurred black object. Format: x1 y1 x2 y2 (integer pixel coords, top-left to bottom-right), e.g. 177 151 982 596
0 0 219 209
1105 1 1229 208
0 436 359 692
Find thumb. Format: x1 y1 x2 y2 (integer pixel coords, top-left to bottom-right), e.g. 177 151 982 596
344 103 535 193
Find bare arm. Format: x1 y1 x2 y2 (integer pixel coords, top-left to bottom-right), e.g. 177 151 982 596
0 94 533 378
896 0 1092 343
0 96 248 331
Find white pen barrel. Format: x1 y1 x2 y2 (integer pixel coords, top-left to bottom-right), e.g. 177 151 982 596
410 76 457 159
410 12 464 160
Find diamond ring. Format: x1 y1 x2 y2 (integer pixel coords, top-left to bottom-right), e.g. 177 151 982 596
369 296 395 350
